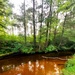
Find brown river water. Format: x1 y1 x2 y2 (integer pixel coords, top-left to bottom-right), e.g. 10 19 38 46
0 54 69 75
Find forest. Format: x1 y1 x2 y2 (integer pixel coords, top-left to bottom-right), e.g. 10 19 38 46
0 0 75 75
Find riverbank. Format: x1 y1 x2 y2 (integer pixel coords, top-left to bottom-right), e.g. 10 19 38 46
0 50 74 60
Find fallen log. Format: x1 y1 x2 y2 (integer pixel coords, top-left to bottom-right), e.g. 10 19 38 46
42 56 68 60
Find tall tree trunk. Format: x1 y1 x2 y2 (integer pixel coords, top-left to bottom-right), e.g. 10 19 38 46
46 16 49 42
39 0 44 50
53 26 57 42
49 0 52 39
39 0 43 44
46 0 52 46
24 0 26 44
33 0 36 48
53 2 59 44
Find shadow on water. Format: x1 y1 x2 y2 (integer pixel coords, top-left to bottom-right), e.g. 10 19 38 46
0 53 71 75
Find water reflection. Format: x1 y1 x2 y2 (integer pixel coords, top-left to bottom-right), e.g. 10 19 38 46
28 61 34 72
0 55 66 75
54 63 59 75
1 64 15 72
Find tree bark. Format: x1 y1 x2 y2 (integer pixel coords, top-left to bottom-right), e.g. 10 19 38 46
24 0 26 44
39 0 43 44
46 0 52 46
33 0 36 48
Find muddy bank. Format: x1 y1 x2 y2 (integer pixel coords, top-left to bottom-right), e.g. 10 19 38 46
0 50 74 60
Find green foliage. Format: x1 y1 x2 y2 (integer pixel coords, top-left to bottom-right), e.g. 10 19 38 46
57 1 71 12
21 46 34 54
0 0 12 37
10 42 22 52
0 0 75 56
45 45 56 53
0 34 24 55
0 41 22 55
0 34 35 55
0 34 24 42
27 36 34 42
62 54 75 75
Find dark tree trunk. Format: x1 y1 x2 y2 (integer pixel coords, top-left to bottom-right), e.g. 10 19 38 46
46 0 52 46
39 0 43 43
33 0 36 48
53 2 59 44
24 0 26 44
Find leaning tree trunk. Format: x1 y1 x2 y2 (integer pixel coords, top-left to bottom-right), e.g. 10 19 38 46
59 14 67 47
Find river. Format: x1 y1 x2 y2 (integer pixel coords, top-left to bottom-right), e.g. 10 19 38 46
0 53 70 75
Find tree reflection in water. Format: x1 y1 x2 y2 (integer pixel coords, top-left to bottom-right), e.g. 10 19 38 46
0 56 66 75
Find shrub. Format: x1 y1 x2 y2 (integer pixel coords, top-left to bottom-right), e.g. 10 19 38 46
62 54 75 75
21 46 33 54
45 45 56 53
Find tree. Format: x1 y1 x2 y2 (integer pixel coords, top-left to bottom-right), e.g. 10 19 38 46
19 0 27 44
54 0 75 49
24 0 26 44
39 0 44 43
45 0 52 46
33 0 36 48
0 0 12 34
